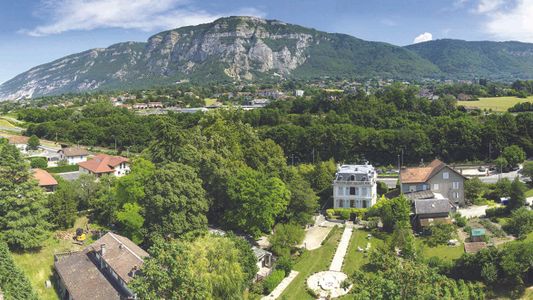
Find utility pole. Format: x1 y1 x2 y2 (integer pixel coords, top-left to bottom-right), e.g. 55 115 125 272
398 153 402 194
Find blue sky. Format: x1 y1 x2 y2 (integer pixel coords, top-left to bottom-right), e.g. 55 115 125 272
2 0 533 84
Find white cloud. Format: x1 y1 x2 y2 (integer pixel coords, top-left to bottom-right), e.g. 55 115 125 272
413 32 433 44
480 0 533 42
22 0 264 36
476 0 504 13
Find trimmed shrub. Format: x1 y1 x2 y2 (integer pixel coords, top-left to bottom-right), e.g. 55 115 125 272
46 164 79 173
326 209 334 219
275 256 293 276
485 206 509 219
263 270 285 294
29 157 47 169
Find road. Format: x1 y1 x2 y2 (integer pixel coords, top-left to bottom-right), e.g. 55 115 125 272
477 170 524 184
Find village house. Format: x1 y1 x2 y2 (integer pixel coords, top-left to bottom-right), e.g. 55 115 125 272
333 163 378 209
7 135 29 153
78 154 130 177
58 147 89 165
54 232 148 300
400 159 467 206
412 198 453 230
32 168 58 192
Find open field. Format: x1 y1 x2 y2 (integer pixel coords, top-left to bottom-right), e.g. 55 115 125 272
280 226 342 299
458 96 533 112
11 217 102 300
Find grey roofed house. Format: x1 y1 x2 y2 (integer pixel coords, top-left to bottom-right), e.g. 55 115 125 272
58 147 89 157
54 232 149 300
414 198 452 215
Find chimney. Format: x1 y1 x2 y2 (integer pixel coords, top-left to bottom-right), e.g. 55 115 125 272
101 244 106 256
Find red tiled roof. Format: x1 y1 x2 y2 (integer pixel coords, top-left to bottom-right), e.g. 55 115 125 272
78 154 128 174
32 168 58 187
400 159 447 183
7 135 29 145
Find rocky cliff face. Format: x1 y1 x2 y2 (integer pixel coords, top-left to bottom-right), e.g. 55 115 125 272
0 16 440 100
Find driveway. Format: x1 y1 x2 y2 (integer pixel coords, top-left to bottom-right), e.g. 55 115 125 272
457 205 490 218
57 171 81 181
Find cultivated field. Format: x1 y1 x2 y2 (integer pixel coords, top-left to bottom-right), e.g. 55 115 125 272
457 96 533 112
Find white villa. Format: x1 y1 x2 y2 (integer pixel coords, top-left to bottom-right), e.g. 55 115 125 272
333 164 378 209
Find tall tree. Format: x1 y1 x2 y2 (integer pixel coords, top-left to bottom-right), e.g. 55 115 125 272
27 135 40 150
131 235 247 300
0 241 37 299
224 166 290 237
140 162 208 241
48 179 78 229
508 177 526 211
0 140 50 249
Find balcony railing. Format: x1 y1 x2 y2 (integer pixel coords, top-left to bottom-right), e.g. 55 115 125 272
333 180 375 185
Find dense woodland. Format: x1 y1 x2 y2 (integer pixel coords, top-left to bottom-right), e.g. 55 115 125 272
16 83 533 165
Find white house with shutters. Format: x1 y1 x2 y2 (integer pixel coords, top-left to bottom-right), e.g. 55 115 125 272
333 163 378 209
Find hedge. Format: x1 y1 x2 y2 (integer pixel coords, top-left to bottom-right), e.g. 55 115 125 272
0 241 37 299
46 164 79 173
263 270 286 294
326 208 367 220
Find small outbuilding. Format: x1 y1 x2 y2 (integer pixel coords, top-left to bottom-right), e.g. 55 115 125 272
470 228 486 242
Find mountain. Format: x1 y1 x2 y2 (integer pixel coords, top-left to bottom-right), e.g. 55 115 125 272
406 39 533 80
0 16 439 100
4 17 533 100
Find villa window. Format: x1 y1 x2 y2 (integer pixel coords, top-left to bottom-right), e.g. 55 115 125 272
350 200 355 207
350 175 355 181
443 172 449 179
362 187 367 196
362 200 367 208
453 182 460 189
350 187 356 195
432 183 439 190
338 186 344 196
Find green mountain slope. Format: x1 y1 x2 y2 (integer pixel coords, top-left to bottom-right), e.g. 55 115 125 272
406 39 533 80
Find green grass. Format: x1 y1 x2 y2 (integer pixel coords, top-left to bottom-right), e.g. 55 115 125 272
204 98 219 106
11 217 101 300
525 188 533 198
280 226 342 300
418 240 464 261
457 96 533 112
0 118 16 128
342 229 386 276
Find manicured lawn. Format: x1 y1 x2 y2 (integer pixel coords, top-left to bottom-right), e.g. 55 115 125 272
342 229 386 276
457 96 533 112
280 226 342 300
418 240 464 261
525 188 533 198
11 217 101 300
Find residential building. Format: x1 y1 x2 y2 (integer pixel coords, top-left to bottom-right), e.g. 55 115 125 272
295 90 305 97
413 198 452 229
54 232 148 300
32 168 58 192
58 147 89 165
78 154 130 177
400 159 467 206
252 246 273 282
333 164 378 209
7 135 29 153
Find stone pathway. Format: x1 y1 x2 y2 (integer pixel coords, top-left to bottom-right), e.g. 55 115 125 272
261 270 299 300
329 223 353 272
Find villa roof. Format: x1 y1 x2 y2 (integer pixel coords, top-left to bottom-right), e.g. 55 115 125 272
78 154 128 174
32 168 58 187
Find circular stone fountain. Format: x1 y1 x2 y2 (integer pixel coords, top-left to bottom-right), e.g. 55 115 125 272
307 271 351 298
